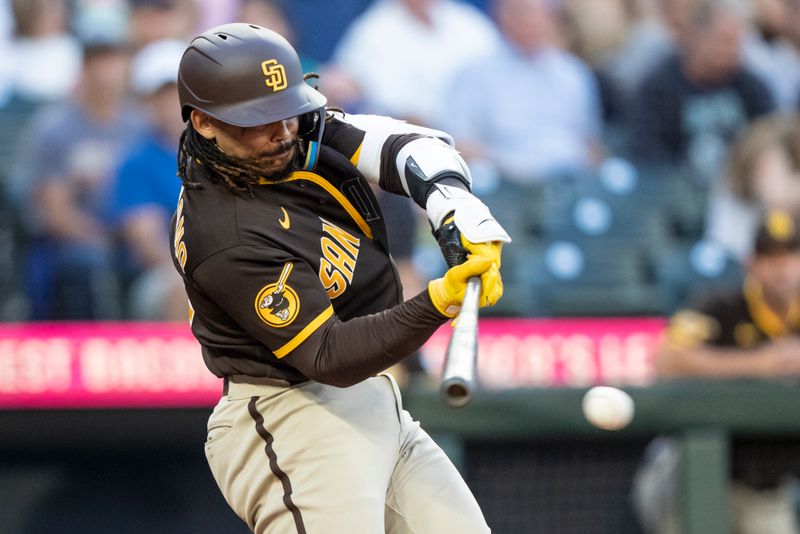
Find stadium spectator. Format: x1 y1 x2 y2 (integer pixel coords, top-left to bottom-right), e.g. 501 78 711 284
626 0 775 182
435 0 601 242
743 0 800 111
5 0 81 103
237 0 319 73
0 0 84 185
600 0 798 114
578 0 690 131
13 40 147 320
126 0 197 50
109 39 186 321
71 0 131 47
331 0 501 123
634 209 800 534
439 0 601 183
705 113 800 262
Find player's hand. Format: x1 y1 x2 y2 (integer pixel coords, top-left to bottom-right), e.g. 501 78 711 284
425 183 511 245
428 256 496 317
461 236 504 308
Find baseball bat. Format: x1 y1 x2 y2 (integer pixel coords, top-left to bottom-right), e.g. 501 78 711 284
434 218 481 408
440 276 481 407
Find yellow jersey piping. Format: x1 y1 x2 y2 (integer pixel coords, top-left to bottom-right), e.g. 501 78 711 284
273 305 334 358
283 171 373 239
350 143 363 166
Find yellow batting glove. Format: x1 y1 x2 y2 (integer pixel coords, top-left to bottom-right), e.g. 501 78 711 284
461 237 504 308
426 185 511 311
461 238 502 266
428 257 494 317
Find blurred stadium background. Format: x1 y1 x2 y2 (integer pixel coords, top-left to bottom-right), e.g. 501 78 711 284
1 0 800 532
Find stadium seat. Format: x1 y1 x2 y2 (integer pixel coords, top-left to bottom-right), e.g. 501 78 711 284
623 160 708 241
538 186 673 255
509 239 671 317
652 239 744 312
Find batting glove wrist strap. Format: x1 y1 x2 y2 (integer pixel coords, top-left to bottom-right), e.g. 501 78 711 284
426 184 511 244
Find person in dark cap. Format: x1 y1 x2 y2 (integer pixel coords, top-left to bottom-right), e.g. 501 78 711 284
633 209 800 534
659 209 800 378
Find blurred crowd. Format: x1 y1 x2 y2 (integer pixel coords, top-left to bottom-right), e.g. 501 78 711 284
1 0 800 322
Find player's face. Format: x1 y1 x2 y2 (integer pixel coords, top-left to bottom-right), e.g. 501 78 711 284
210 117 300 174
752 252 800 301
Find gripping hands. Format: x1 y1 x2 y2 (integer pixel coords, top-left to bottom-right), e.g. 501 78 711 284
427 190 510 318
428 255 495 317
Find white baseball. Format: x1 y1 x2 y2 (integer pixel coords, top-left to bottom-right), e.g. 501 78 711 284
581 386 635 431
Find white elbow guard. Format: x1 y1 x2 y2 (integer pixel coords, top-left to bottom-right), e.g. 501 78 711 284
395 137 472 204
426 183 511 244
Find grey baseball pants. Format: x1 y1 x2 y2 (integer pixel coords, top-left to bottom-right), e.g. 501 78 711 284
204 374 490 533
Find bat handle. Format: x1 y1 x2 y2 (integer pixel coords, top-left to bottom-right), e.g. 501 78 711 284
433 215 468 269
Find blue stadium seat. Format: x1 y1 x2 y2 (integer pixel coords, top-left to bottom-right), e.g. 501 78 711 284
652 239 744 312
508 239 671 317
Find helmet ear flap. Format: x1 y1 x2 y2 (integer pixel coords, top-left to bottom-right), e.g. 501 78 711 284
297 71 325 171
298 108 326 171
297 109 320 138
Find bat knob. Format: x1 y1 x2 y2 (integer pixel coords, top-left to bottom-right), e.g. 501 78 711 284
441 376 473 408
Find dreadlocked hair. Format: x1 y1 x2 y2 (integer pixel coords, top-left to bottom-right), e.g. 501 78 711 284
176 122 301 197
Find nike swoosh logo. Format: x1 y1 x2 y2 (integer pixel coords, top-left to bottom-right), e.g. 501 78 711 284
279 207 291 229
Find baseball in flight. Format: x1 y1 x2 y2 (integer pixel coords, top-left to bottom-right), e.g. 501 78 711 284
581 386 635 431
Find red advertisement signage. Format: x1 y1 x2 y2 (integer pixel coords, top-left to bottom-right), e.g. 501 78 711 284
420 318 665 389
0 319 666 409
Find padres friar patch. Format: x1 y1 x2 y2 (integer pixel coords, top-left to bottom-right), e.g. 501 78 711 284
255 263 300 328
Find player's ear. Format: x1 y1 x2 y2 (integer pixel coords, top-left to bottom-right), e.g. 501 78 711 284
191 110 216 140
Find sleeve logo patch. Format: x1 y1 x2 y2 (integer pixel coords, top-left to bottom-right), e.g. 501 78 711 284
255 263 299 328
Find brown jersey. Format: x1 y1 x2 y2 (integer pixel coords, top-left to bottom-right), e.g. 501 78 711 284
170 114 447 382
665 279 800 489
666 279 800 350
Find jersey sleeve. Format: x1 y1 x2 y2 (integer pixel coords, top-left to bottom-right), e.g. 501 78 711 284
323 112 458 199
191 244 334 360
665 308 721 350
191 242 449 386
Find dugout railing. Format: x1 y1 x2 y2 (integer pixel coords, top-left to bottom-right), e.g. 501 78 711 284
405 381 800 534
1 381 799 533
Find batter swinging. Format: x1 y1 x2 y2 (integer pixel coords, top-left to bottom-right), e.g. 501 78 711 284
171 23 510 533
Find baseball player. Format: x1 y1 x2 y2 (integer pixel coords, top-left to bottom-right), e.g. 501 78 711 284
171 23 510 533
635 209 800 533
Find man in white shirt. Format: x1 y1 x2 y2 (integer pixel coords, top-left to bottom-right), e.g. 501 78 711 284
332 0 501 123
438 0 602 184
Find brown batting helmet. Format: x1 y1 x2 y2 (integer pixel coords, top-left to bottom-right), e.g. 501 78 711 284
178 23 326 127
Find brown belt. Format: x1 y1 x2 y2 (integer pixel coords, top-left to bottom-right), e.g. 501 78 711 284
223 375 306 395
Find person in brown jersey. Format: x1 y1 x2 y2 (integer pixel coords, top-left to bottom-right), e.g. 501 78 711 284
634 210 800 534
170 23 510 534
